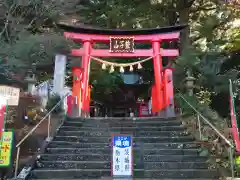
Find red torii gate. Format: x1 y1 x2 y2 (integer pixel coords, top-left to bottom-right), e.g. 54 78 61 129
58 23 186 117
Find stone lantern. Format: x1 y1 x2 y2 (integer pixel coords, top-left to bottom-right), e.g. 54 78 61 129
185 70 196 96
24 64 37 94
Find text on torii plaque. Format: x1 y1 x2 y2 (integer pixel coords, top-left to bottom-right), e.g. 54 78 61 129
110 37 134 53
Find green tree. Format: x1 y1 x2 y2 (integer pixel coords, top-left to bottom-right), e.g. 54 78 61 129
0 0 239 101
226 27 240 52
0 0 76 82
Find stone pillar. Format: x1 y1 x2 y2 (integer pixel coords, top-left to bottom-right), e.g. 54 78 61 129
53 54 67 97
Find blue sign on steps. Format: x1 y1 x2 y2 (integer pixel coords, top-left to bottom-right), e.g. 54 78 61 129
112 135 133 177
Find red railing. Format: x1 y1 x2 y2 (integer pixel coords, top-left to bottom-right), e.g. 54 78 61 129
229 79 240 152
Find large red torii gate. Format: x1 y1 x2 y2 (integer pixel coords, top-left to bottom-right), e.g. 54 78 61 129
58 23 186 117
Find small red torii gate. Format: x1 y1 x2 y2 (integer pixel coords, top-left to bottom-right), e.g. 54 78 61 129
58 23 186 117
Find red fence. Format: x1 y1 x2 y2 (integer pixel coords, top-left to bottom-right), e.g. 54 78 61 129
229 79 240 152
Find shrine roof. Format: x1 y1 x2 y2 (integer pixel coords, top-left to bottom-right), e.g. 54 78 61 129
57 23 187 35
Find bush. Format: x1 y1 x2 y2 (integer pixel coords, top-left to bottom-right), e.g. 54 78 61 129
46 95 63 114
175 93 227 126
175 93 233 176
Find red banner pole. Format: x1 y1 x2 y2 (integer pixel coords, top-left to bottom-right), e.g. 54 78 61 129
0 98 7 141
163 69 170 108
151 84 157 114
230 94 240 151
72 67 83 114
87 85 91 112
166 68 174 107
67 95 73 116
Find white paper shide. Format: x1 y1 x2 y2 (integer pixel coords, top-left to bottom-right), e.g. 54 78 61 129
112 135 132 177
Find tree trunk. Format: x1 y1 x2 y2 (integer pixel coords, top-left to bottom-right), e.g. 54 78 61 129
179 8 190 52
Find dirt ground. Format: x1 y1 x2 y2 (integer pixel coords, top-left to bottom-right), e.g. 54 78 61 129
6 115 63 178
18 114 62 159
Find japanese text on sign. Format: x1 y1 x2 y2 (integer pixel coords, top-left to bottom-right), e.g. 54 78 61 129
0 86 20 106
110 37 134 53
112 135 132 177
0 131 13 167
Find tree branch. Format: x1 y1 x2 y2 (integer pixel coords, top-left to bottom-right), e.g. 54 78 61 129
0 3 14 39
153 4 177 12
191 35 203 43
191 6 216 13
0 19 9 39
187 0 196 7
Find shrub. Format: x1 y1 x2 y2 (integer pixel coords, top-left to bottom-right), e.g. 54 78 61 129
46 94 62 114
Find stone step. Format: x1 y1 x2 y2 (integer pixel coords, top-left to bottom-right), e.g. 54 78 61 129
48 141 200 149
143 155 208 162
59 126 186 132
38 160 209 169
53 136 194 143
57 130 189 137
67 117 178 123
39 154 207 162
144 161 209 169
29 179 217 180
26 116 222 179
45 147 199 155
63 120 182 127
68 120 182 124
29 169 219 179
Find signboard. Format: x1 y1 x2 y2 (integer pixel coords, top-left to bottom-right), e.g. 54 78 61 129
0 131 13 167
110 37 134 53
139 104 149 117
0 86 20 106
112 135 133 177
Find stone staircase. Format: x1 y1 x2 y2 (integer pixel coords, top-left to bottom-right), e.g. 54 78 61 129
27 117 220 179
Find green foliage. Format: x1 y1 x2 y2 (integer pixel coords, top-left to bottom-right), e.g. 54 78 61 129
191 7 232 50
0 32 76 83
172 1 239 93
0 0 239 105
225 27 240 52
78 0 162 28
196 89 212 105
175 93 227 126
90 61 124 102
176 91 233 172
174 47 238 93
73 0 239 96
0 0 58 41
7 33 76 68
175 93 199 116
0 0 67 83
197 54 238 93
46 94 62 114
